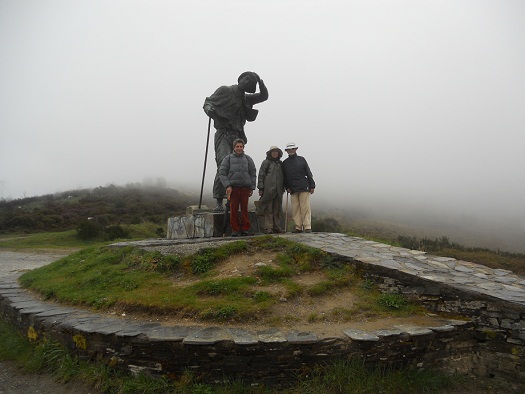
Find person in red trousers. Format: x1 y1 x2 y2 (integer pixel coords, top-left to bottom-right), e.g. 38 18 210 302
219 139 257 236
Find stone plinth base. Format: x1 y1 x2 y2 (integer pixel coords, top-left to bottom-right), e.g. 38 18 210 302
185 205 209 215
167 210 262 239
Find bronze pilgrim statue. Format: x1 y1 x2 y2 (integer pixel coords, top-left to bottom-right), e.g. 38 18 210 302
203 72 269 211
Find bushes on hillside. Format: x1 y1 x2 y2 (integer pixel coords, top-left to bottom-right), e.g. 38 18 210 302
312 217 341 233
0 184 197 234
76 219 102 240
76 220 130 241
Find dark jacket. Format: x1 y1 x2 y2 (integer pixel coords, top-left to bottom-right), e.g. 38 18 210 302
282 154 315 194
257 152 284 203
219 152 257 189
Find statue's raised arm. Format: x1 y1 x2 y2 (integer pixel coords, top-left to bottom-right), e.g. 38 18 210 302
245 77 268 106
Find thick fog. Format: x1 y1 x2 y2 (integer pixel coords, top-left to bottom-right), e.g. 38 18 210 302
1 1 524 251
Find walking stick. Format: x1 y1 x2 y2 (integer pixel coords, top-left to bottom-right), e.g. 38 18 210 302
198 117 212 209
284 192 289 233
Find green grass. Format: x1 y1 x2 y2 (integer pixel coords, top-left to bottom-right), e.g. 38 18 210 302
355 280 423 316
306 267 355 297
438 247 525 275
187 241 248 274
19 246 173 308
294 358 459 394
0 230 96 249
0 222 163 250
0 319 183 393
396 235 525 276
18 243 275 321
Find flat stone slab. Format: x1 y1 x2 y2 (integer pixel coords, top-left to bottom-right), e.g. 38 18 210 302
10 300 40 307
373 329 403 338
144 325 201 342
19 305 52 314
35 307 77 317
257 328 287 343
287 331 318 344
429 325 456 332
394 325 434 336
183 326 233 345
72 318 133 334
343 328 380 341
226 328 259 345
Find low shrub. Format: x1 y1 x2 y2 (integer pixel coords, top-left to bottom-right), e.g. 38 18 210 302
76 219 102 240
104 225 129 241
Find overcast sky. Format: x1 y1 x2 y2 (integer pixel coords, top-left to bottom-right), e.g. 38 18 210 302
1 0 524 239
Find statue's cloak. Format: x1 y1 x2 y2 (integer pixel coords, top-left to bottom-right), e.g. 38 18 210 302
204 85 258 132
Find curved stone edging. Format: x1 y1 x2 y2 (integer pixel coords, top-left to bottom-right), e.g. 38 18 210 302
0 272 475 385
1 232 525 386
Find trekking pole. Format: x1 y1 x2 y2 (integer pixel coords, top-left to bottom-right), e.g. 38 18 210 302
198 117 212 209
284 192 289 233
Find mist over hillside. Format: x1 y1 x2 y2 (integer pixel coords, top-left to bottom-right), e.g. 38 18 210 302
169 182 525 254
313 195 525 254
1 182 523 254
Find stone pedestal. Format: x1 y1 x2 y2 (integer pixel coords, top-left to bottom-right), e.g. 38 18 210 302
167 208 262 239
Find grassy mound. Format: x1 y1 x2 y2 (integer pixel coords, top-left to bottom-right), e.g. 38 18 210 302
19 236 424 325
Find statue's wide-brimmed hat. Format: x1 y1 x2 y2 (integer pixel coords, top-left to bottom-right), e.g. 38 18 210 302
285 142 298 150
238 71 259 84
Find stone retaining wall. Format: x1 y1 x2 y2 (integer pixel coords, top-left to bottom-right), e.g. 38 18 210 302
352 258 525 383
0 286 475 387
1 238 524 387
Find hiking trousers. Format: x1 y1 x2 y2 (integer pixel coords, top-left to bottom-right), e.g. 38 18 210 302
290 191 311 231
229 187 251 232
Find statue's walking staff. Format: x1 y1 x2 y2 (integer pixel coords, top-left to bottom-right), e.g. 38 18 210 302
198 117 212 209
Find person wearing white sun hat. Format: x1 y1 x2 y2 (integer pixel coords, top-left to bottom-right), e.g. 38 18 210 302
282 142 315 233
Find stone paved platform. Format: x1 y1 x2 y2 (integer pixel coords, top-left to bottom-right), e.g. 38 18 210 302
290 233 525 306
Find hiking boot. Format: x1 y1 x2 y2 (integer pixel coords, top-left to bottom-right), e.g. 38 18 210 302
264 229 273 234
240 231 250 236
272 227 284 234
230 231 239 237
292 228 302 233
304 229 312 233
213 204 224 212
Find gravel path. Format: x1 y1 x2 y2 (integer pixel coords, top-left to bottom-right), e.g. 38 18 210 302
0 250 71 277
0 249 96 394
